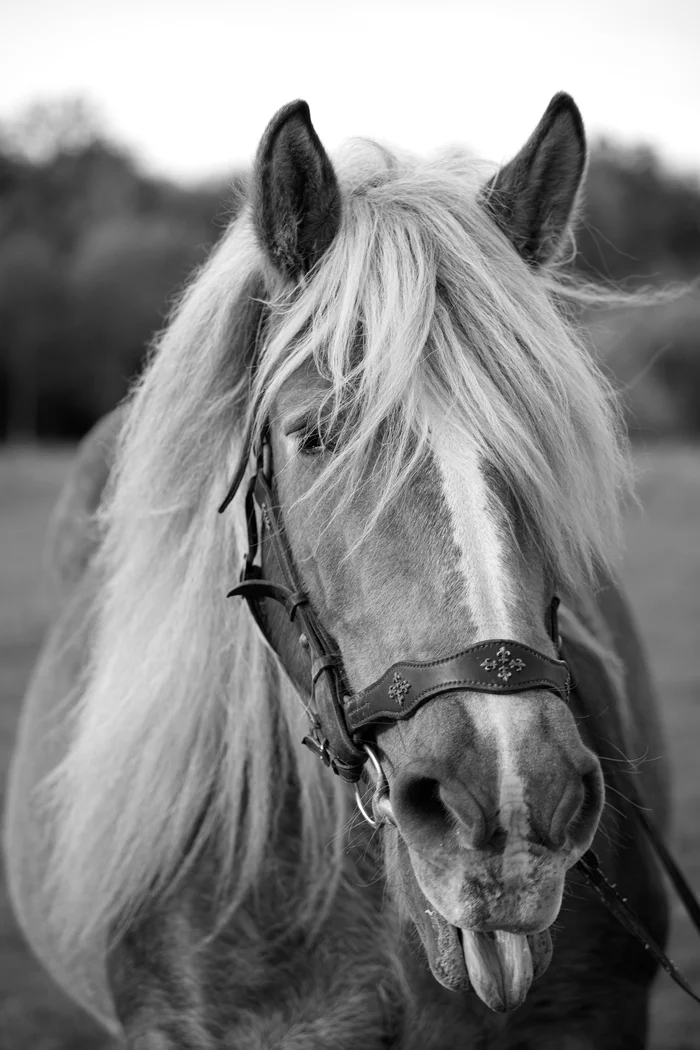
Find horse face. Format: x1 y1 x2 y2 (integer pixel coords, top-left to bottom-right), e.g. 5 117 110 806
252 94 604 1012
269 372 605 1013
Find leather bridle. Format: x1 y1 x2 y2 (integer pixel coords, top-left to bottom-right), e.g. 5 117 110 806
219 420 700 1008
220 424 570 785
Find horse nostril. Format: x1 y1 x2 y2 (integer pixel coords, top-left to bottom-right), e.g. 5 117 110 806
392 771 489 850
574 770 604 843
402 776 448 827
550 780 585 848
549 769 603 850
391 773 455 846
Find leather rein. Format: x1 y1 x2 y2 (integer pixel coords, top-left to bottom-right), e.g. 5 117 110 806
219 424 700 1006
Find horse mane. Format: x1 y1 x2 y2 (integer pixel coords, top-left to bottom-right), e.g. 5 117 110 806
45 139 632 958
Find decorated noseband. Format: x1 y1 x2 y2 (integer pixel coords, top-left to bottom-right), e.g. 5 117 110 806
344 640 569 731
220 426 570 784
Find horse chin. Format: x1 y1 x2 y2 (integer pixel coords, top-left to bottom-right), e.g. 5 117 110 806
416 906 553 1013
395 841 555 1011
420 909 553 1013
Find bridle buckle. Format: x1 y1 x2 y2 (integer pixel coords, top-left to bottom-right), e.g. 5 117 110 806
301 725 333 768
239 554 260 584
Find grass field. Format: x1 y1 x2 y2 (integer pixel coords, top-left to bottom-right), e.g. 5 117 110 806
1 445 699 1049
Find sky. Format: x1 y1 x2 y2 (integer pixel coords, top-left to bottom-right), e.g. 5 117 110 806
1 0 699 183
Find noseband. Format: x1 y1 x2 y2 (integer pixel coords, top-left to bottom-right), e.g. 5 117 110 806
221 426 570 785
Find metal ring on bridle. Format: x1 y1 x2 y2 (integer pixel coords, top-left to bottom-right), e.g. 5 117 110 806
353 743 386 829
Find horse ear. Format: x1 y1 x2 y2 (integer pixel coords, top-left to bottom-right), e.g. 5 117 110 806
481 93 586 267
253 100 341 280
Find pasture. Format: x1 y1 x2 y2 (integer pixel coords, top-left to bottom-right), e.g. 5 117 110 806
0 445 699 1049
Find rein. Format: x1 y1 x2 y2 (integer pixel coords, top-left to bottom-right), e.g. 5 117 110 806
219 425 700 1007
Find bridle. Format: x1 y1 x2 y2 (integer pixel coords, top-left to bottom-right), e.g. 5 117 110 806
220 424 570 789
219 420 700 1007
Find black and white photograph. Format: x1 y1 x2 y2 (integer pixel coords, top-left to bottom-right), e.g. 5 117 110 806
1 2 699 1047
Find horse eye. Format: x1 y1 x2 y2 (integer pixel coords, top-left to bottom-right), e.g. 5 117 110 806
296 426 327 456
289 414 341 456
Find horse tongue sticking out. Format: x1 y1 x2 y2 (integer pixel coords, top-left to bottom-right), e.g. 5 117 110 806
460 930 535 1013
418 884 554 1011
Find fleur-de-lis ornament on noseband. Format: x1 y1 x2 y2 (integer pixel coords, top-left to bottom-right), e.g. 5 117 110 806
388 672 412 706
480 645 526 682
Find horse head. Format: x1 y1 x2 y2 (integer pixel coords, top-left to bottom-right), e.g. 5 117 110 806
44 94 630 1025
237 97 610 1013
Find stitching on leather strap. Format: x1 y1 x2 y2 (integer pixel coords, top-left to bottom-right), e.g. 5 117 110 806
349 640 566 702
346 678 566 726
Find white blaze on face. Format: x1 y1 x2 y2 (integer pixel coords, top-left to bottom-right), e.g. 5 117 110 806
493 712 532 882
434 425 531 880
433 425 512 638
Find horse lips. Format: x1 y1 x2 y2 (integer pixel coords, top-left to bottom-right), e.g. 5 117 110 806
460 928 552 1013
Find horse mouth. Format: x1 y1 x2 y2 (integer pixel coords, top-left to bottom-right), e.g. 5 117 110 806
423 909 553 1013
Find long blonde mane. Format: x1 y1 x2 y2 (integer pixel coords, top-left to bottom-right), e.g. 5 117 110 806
46 140 631 957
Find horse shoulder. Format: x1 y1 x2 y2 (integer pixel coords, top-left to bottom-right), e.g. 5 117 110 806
3 412 126 1038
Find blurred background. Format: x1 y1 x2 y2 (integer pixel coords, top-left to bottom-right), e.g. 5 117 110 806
1 1 698 1048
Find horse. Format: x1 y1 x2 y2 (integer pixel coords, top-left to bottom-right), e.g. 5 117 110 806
4 94 672 1048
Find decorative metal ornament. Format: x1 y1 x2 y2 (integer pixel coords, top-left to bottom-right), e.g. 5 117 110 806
388 672 412 706
480 645 526 682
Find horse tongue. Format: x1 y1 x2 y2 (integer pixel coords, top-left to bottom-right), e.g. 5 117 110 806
461 930 534 1013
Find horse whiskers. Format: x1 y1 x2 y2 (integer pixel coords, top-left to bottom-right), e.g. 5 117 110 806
604 782 648 808
597 737 653 769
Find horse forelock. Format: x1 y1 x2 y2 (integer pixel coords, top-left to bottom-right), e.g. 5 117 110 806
252 139 630 588
46 138 631 962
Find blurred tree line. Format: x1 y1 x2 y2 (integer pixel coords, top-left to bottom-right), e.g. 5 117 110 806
0 99 246 441
576 142 700 436
0 99 699 442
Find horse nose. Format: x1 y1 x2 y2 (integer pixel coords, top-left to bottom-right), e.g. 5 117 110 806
389 760 603 855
